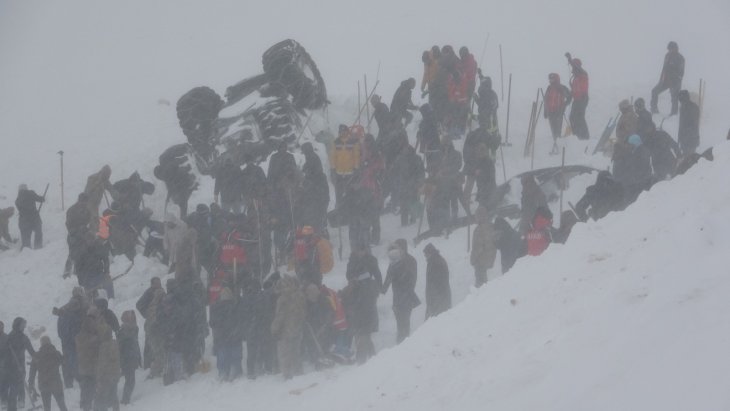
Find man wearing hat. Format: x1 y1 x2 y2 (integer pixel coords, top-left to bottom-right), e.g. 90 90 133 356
15 184 45 249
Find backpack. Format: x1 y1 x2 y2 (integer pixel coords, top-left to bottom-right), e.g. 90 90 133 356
316 238 334 274
219 230 247 266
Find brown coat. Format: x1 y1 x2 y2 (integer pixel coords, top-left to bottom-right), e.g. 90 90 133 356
75 315 107 377
96 328 120 383
29 343 64 393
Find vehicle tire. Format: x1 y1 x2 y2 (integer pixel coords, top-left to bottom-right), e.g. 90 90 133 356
262 39 327 110
176 87 224 159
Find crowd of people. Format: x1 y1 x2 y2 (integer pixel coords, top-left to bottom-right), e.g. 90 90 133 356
0 40 720 411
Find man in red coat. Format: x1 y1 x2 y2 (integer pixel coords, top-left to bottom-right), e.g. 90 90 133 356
565 52 590 140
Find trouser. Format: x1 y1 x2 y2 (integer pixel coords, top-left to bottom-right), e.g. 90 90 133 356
651 80 680 115
393 308 412 344
6 376 22 411
354 333 375 365
547 113 564 139
78 376 95 411
163 351 185 386
569 97 590 140
40 388 68 411
247 334 276 377
215 342 242 381
277 335 303 379
121 369 135 404
333 174 352 208
473 264 489 288
60 339 77 387
0 375 7 407
399 194 417 227
19 217 42 249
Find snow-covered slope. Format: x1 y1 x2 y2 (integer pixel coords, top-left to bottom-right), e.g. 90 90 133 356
132 143 729 411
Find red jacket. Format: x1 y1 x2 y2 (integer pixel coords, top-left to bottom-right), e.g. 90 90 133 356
460 53 478 93
526 215 552 256
571 72 589 100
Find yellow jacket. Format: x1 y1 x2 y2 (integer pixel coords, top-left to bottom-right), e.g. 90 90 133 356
330 136 360 175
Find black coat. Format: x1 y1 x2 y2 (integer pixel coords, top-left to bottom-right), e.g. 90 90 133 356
614 144 653 189
372 101 391 140
661 51 685 85
391 147 425 204
636 107 656 137
425 252 451 318
383 254 420 312
209 299 244 349
118 324 141 373
678 100 700 154
476 83 499 127
214 163 244 203
345 254 382 334
7 327 35 378
574 173 625 221
267 150 297 189
390 81 416 116
76 240 110 288
15 189 43 222
646 130 680 179
241 163 267 201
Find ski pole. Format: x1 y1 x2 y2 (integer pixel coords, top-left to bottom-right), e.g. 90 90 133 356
364 74 370 133
58 151 65 210
254 200 265 284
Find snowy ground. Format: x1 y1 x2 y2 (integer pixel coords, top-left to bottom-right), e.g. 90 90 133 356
1 0 730 410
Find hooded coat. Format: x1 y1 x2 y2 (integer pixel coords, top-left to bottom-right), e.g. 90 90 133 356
383 244 420 312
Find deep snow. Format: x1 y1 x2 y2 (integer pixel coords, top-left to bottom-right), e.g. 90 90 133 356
1 0 730 410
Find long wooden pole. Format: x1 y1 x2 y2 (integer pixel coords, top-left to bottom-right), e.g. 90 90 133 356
499 44 504 102
364 75 370 133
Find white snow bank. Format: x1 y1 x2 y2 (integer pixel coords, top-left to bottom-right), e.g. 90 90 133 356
131 144 730 410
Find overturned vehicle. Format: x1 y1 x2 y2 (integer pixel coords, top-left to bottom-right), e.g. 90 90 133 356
155 39 328 215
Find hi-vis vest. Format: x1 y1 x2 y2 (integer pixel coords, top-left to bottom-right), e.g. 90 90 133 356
330 137 360 175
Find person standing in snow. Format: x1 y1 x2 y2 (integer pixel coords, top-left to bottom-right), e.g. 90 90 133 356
240 153 267 212
64 193 93 277
271 275 307 379
519 175 548 235
382 239 420 344
391 143 425 227
470 206 498 288
344 244 382 364
475 75 499 131
390 78 419 127
118 311 141 405
299 142 330 231
565 53 590 140
650 41 685 116
28 336 68 411
677 90 700 156
371 94 392 143
209 286 243 381
6 317 36 411
330 125 361 208
424 243 451 318
75 308 103 411
214 158 245 214
52 287 88 389
135 277 165 378
543 73 572 141
15 184 45 250
94 324 120 411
